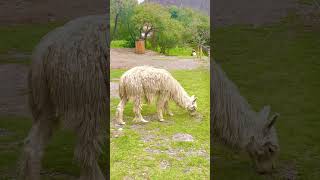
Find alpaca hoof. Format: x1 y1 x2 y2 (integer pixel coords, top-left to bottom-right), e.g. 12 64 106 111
159 119 165 122
133 118 148 123
140 119 149 123
118 121 126 125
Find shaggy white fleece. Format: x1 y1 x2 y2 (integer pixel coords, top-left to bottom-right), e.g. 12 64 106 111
115 66 198 124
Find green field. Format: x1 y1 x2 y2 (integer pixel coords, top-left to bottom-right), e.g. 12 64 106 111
213 15 320 179
0 116 108 179
0 22 107 179
110 69 210 179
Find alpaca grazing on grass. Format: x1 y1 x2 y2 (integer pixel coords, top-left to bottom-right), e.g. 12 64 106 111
115 66 197 125
211 61 280 174
19 15 108 180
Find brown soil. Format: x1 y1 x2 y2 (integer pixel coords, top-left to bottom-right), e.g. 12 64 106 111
0 64 30 116
110 48 208 70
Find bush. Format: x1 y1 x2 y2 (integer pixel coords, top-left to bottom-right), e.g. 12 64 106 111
111 40 132 48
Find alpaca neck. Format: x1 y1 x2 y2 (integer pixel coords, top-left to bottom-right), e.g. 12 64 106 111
170 80 191 109
214 108 259 150
237 112 260 149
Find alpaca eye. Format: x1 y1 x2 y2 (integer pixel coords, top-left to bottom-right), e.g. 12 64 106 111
269 146 276 153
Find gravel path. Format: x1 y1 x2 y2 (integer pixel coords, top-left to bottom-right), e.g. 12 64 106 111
110 48 208 70
0 64 30 116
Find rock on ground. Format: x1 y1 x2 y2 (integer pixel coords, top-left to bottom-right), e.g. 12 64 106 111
172 133 194 142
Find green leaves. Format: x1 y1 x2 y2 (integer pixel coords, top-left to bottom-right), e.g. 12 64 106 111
110 2 210 55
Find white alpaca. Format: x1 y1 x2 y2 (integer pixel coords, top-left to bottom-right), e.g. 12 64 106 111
19 15 108 180
115 66 197 125
211 61 279 173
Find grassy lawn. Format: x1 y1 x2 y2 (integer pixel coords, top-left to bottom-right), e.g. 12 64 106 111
0 22 63 54
213 15 320 179
110 68 210 179
0 116 107 179
0 22 63 64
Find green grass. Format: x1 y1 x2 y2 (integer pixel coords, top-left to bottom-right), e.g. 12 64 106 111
110 68 210 179
0 116 106 179
0 22 63 54
213 16 320 179
111 40 132 48
166 46 193 57
0 22 63 65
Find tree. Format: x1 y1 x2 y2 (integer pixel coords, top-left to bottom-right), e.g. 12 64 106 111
168 6 210 58
155 19 183 54
131 3 170 43
110 0 137 42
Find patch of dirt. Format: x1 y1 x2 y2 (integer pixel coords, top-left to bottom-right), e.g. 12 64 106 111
274 161 298 180
0 51 31 61
144 147 209 160
0 64 30 117
110 82 119 98
0 128 14 137
111 48 208 70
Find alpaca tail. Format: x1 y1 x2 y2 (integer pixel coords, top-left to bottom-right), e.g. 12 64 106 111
27 69 39 121
118 78 126 99
28 56 50 122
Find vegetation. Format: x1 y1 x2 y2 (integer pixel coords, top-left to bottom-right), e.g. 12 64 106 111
213 14 320 179
0 22 63 64
0 22 63 54
0 116 107 179
110 1 210 56
110 68 210 179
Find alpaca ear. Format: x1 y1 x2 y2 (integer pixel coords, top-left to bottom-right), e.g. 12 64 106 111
266 113 279 129
192 96 197 104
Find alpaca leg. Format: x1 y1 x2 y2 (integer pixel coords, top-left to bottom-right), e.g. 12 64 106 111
19 109 57 180
115 98 127 125
133 97 148 123
164 101 174 116
157 97 167 122
75 121 104 180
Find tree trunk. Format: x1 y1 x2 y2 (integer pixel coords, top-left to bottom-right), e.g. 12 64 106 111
112 13 120 40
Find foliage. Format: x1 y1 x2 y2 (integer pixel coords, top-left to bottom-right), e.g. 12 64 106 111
110 0 138 43
131 3 171 41
110 2 210 56
153 19 184 54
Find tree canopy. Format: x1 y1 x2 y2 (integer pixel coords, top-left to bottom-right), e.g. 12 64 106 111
110 1 210 55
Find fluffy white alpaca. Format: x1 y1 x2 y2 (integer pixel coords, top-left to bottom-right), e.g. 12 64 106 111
19 15 108 180
115 66 197 125
211 61 279 173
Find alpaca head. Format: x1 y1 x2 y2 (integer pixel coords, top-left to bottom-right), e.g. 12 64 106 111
187 95 198 115
246 106 280 174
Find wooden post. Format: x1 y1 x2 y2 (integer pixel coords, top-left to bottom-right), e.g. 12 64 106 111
135 39 145 54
